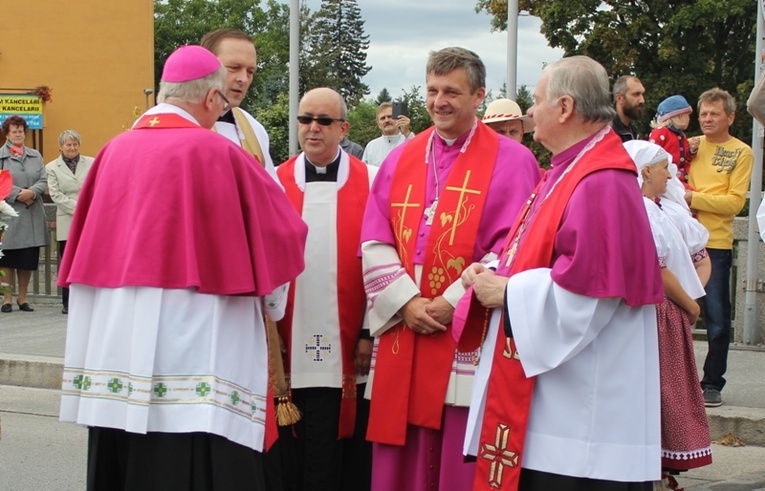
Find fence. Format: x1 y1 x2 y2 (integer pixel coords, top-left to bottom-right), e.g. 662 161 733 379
2 203 60 302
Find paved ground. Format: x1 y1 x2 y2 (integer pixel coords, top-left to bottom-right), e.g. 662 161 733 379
2 302 765 489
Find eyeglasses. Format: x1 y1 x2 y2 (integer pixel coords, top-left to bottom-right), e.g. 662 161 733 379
297 115 345 126
216 91 230 111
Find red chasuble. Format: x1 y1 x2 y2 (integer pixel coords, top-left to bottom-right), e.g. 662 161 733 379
472 129 638 490
368 124 499 446
276 154 369 439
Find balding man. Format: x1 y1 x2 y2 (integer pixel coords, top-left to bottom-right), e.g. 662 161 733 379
275 87 377 490
463 56 663 490
58 46 307 489
613 75 646 142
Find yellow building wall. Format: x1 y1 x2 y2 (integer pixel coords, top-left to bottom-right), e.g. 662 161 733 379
0 0 154 162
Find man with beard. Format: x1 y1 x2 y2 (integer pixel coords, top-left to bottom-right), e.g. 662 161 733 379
362 102 415 167
613 75 646 142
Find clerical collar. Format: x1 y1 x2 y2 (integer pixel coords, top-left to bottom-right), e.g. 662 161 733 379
218 109 236 124
305 151 341 182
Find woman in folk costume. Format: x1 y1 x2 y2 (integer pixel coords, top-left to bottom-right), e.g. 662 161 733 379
624 141 713 491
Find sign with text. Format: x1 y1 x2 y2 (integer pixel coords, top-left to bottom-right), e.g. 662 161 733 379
0 95 43 129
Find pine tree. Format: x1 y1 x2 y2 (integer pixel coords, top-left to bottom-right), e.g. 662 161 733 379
375 88 392 105
301 0 372 106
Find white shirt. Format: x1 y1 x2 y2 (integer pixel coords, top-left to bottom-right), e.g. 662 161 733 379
362 132 414 167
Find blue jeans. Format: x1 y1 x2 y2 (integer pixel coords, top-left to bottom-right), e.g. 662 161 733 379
700 248 732 392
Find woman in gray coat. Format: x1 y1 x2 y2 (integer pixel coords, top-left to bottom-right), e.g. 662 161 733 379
0 115 50 312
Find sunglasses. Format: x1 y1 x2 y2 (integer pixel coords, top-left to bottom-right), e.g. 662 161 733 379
297 115 345 126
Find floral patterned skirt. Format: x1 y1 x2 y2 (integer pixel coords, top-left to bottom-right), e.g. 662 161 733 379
656 298 713 471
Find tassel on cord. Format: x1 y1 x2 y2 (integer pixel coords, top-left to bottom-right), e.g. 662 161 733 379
266 318 301 425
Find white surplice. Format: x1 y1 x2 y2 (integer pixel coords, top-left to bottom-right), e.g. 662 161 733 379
60 283 286 452
466 268 661 482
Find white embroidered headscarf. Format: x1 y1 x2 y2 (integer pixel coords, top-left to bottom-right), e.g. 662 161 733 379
624 140 690 212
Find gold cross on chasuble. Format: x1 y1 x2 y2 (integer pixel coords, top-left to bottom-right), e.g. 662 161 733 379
149 117 160 127
444 170 481 246
479 423 519 488
391 184 420 243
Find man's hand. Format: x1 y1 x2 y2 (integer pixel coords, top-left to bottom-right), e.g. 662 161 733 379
684 189 693 206
689 136 700 154
16 188 35 206
461 262 489 289
354 338 373 376
396 115 411 137
424 296 454 325
472 270 509 309
400 296 447 335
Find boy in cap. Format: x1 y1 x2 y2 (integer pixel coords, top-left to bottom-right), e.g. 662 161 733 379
649 95 697 186
58 45 307 490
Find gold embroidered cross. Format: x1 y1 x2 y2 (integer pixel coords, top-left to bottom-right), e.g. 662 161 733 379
149 117 160 127
480 423 519 488
391 184 420 241
444 170 481 245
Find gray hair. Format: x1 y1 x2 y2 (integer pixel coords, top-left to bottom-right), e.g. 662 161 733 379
426 47 486 93
613 75 640 100
157 65 227 104
698 87 736 116
58 129 81 146
377 101 393 117
545 56 616 124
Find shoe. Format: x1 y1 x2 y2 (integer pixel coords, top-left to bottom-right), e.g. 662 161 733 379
62 306 68 315
703 388 722 407
17 302 34 312
1 303 11 313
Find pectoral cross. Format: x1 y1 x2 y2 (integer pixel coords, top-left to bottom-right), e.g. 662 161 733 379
424 198 438 225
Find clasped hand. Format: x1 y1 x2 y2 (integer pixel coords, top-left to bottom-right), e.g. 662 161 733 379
400 296 452 335
461 263 508 309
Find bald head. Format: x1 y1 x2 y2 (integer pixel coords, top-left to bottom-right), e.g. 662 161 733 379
298 88 350 167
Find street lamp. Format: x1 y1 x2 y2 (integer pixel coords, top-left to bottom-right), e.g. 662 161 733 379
143 88 153 110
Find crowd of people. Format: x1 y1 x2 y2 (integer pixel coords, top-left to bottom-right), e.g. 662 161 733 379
2 28 761 491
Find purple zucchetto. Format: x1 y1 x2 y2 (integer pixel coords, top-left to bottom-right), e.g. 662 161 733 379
161 45 221 83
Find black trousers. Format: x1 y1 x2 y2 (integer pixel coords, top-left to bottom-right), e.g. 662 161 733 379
58 240 69 308
87 427 266 490
519 468 653 491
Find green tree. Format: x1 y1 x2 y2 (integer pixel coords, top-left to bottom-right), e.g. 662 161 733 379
347 99 380 149
257 91 291 164
375 88 392 105
475 0 757 143
301 0 372 105
395 86 431 135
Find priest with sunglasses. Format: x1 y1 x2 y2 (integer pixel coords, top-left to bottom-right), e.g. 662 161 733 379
275 87 378 490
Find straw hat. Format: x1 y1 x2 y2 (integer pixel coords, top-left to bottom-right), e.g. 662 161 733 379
482 98 535 133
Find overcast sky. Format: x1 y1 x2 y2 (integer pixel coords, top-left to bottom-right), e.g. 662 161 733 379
298 0 565 100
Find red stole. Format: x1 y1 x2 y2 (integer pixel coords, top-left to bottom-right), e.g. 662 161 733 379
368 123 499 446
473 129 637 490
133 113 201 130
276 154 369 439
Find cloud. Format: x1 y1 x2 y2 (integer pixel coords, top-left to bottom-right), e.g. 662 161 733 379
300 1 564 100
